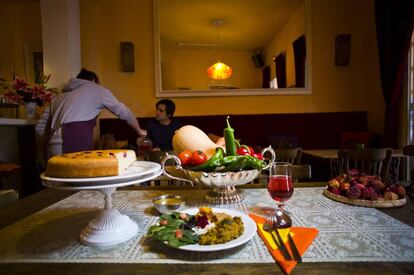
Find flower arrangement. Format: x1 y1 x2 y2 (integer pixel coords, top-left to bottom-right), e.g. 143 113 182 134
1 74 55 106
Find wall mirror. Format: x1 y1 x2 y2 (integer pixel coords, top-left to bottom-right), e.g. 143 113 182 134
154 0 312 97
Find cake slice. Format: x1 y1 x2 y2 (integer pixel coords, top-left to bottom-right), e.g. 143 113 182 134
45 149 137 178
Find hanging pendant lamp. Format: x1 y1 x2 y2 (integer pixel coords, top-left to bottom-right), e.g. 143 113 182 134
207 19 232 80
207 61 232 80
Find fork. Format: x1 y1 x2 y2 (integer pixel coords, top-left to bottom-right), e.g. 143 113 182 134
263 222 293 261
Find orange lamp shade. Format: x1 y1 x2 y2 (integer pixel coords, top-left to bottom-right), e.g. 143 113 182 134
207 61 232 80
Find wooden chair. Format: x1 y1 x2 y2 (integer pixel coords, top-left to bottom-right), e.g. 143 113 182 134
142 151 188 186
258 147 307 184
292 164 311 182
267 135 298 149
0 163 21 192
275 147 303 164
403 145 414 156
338 148 392 181
252 164 311 184
0 189 19 208
402 145 414 198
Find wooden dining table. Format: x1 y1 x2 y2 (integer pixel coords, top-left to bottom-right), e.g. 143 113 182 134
0 182 413 275
303 149 406 181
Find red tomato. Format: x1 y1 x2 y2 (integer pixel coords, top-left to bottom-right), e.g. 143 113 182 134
237 147 251 155
191 150 207 166
252 153 263 160
175 229 183 239
178 150 192 166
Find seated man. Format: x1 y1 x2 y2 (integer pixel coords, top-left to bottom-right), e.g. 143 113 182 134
146 99 183 151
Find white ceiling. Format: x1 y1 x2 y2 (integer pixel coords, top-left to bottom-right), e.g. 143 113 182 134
159 0 304 51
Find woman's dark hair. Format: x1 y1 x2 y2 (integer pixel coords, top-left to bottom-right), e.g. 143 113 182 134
156 99 176 118
77 68 100 84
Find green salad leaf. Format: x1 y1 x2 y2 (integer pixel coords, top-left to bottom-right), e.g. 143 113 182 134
147 211 199 248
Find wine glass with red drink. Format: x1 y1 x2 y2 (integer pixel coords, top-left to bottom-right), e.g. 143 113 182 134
136 137 153 160
267 162 293 228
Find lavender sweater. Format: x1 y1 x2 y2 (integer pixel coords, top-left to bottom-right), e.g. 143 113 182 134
36 78 139 157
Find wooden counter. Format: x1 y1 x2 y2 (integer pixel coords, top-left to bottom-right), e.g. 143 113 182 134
0 118 37 126
0 118 42 197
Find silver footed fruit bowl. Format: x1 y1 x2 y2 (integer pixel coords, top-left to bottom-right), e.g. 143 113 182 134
161 146 275 204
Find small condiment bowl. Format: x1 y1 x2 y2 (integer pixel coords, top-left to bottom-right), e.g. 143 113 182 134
152 194 184 215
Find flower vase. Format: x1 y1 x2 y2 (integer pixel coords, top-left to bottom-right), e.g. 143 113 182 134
24 101 37 119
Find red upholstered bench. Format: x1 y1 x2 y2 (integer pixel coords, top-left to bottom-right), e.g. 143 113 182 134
340 131 379 149
100 111 369 150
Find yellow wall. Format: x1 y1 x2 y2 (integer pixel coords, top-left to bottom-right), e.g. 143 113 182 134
80 0 156 119
80 0 384 134
263 2 305 88
0 1 42 80
0 1 42 118
162 48 260 90
1 0 384 135
311 0 383 133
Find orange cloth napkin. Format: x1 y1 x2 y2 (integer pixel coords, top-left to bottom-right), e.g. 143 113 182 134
249 213 318 274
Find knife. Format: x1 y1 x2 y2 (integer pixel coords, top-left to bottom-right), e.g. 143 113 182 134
273 228 293 261
287 233 302 263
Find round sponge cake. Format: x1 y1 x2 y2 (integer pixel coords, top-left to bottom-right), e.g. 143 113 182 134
45 149 136 178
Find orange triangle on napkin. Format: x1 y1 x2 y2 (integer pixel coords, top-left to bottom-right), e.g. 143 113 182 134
249 213 318 274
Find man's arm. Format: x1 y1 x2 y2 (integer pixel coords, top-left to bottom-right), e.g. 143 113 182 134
101 88 147 136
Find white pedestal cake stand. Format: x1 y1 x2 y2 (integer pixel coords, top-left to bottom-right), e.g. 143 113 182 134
41 162 161 247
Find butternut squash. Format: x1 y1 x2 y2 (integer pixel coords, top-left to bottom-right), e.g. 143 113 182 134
173 125 221 159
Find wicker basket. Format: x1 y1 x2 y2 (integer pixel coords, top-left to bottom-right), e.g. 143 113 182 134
323 189 406 208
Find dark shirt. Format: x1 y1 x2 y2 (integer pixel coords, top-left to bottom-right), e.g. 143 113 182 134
146 119 183 151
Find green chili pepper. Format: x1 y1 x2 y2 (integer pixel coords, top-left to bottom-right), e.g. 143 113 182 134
188 145 265 172
216 155 240 166
190 147 224 172
243 156 266 170
222 158 247 172
224 116 237 156
218 155 265 171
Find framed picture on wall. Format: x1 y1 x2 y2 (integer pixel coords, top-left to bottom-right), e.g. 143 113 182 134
24 44 44 84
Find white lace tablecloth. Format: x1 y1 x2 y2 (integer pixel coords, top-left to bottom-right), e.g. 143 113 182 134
0 187 413 263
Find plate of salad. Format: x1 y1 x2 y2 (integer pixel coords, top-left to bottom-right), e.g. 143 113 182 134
147 207 257 252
